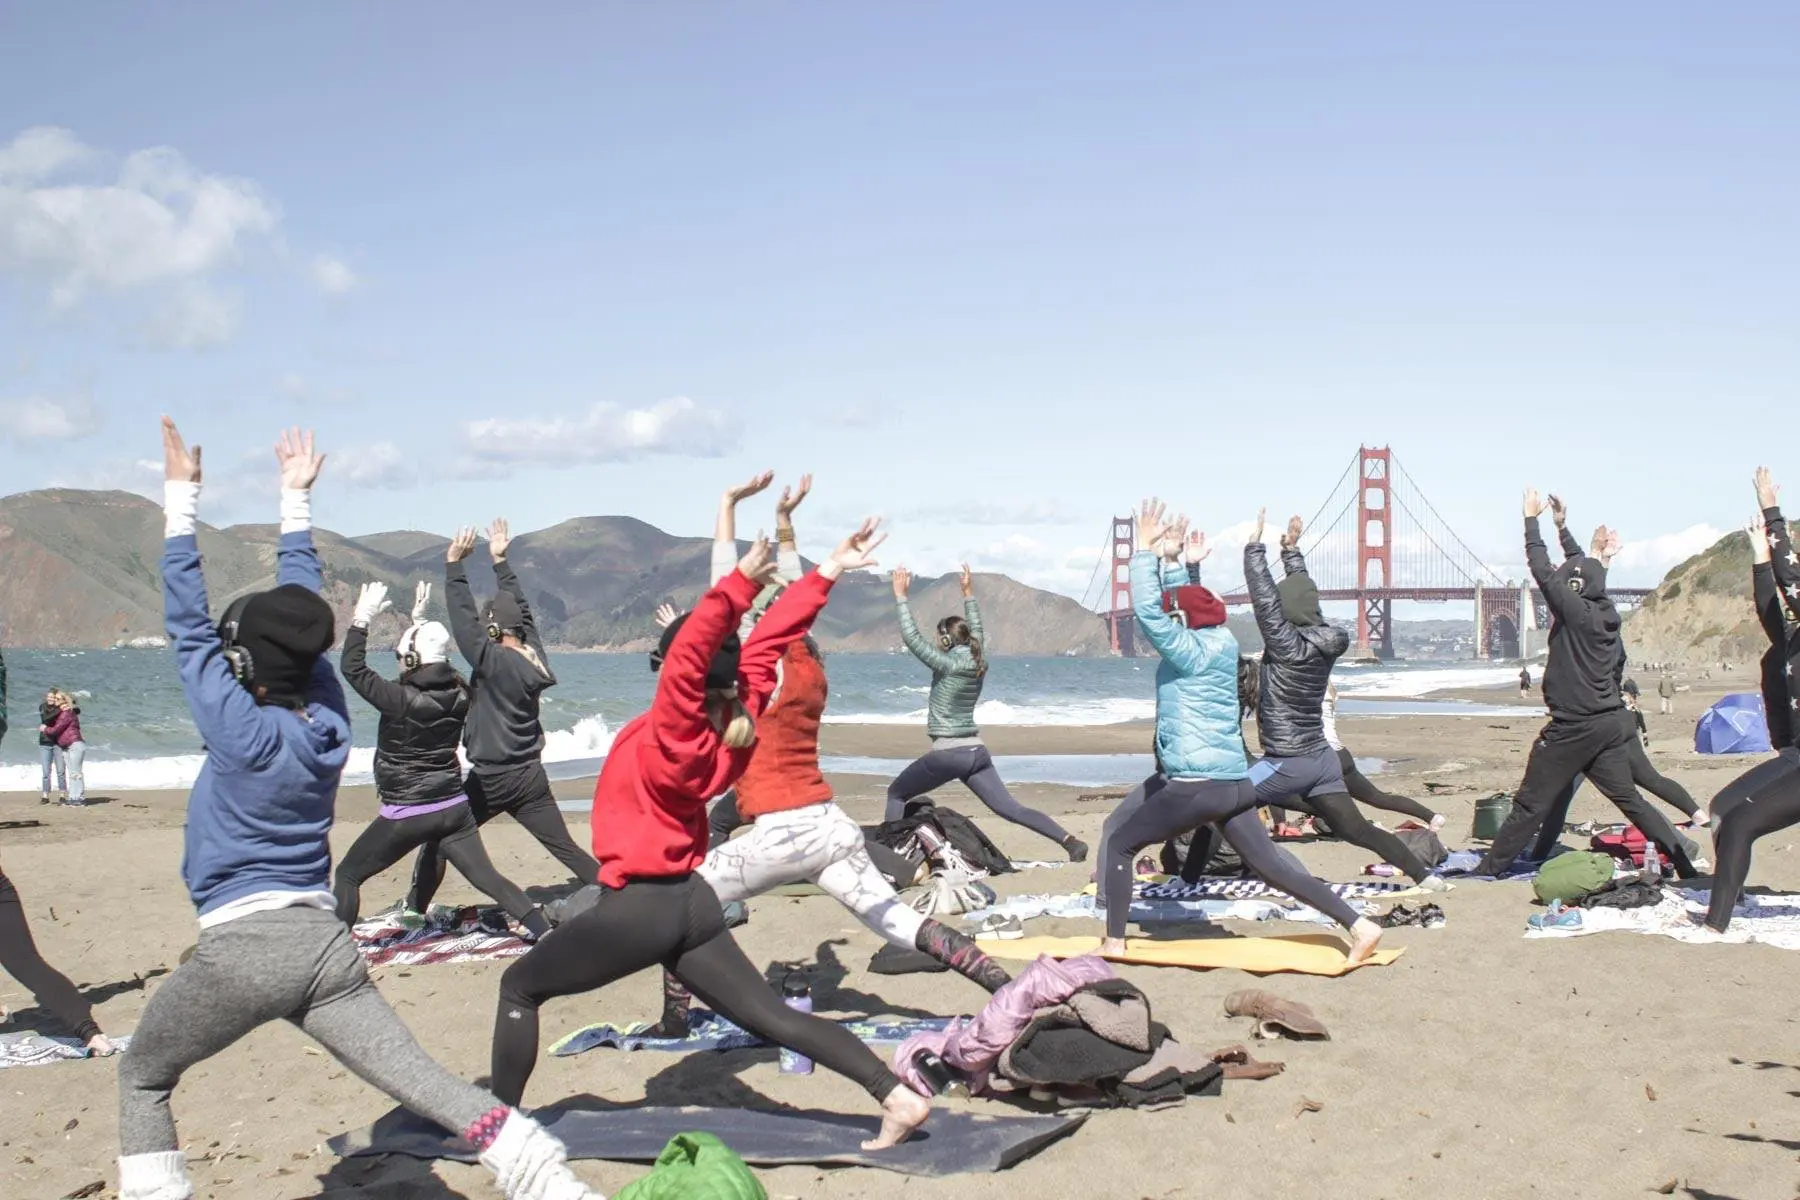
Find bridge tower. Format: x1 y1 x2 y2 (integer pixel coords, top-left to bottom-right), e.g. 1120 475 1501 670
1108 515 1136 657
1356 447 1395 660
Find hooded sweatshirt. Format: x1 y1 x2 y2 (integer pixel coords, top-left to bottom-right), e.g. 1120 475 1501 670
164 489 349 924
1526 516 1623 720
446 557 555 770
1244 543 1348 756
592 568 833 887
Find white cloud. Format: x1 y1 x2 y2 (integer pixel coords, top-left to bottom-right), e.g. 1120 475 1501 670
0 389 102 442
460 396 738 472
903 498 1082 525
275 372 356 406
309 255 357 295
1608 523 1726 585
331 441 417 490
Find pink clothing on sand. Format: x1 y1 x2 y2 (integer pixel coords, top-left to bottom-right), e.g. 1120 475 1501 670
892 953 1116 1096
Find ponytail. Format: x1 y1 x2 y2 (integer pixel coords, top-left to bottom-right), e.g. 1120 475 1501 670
722 697 757 749
937 615 986 676
1237 656 1260 719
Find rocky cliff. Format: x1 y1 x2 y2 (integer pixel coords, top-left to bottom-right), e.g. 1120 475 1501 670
1624 530 1764 664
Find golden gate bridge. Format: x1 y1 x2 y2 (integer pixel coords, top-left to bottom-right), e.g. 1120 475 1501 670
1080 446 1651 660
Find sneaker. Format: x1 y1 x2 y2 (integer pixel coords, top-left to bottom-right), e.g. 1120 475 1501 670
38 794 50 805
1379 904 1421 928
1063 836 1090 863
1528 901 1583 931
974 914 1024 941
1419 903 1446 929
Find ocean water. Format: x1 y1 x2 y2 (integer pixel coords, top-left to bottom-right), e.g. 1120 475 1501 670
0 649 1533 793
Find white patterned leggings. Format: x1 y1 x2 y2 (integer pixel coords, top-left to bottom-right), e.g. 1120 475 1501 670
699 802 924 947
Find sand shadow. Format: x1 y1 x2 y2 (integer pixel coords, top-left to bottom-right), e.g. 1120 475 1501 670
1722 1131 1800 1151
0 819 43 831
771 938 941 1023
1 968 170 1036
1727 1057 1800 1071
1683 1188 1748 1200
314 1152 472 1198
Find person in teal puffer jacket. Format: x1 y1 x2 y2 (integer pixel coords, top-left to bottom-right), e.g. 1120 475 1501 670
1095 500 1382 966
883 565 1087 861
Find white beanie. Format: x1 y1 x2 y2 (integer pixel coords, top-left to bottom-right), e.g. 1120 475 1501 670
398 620 453 667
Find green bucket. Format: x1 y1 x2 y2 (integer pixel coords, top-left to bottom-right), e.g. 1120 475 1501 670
1472 793 1512 840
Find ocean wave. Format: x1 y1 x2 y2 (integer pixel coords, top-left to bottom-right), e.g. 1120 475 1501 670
824 696 1155 727
0 714 619 794
1334 666 1521 698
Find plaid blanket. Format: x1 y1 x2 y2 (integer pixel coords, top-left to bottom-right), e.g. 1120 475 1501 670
1140 875 1409 902
550 1009 953 1058
0 1031 132 1069
352 905 531 967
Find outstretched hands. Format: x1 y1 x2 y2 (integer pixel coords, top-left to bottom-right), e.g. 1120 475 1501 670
1137 499 1170 556
276 428 326 490
161 417 201 483
487 518 512 563
725 471 775 506
821 518 886 580
737 534 780 586
655 602 679 629
1522 488 1547 519
1184 530 1211 566
447 527 479 564
959 563 974 597
892 565 912 600
1548 494 1568 528
1161 514 1191 562
776 474 812 520
1749 513 1772 564
1755 467 1780 511
353 581 392 629
411 581 432 623
1250 507 1266 546
1279 515 1304 551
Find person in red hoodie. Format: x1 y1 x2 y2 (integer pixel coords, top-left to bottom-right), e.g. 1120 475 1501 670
489 513 930 1150
651 497 1011 1037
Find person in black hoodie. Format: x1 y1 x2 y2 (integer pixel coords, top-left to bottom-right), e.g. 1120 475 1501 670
406 522 600 915
1243 512 1447 889
1474 490 1698 877
1701 471 1800 933
332 581 551 936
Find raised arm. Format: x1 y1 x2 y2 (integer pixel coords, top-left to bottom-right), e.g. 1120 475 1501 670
271 427 347 716
443 528 492 673
160 417 280 769
1755 469 1800 624
1131 551 1227 674
742 517 881 709
893 567 958 674
648 560 767 748
342 583 410 717
711 471 775 585
1750 513 1786 645
483 519 549 672
1244 517 1306 663
1548 494 1583 561
957 564 985 646
746 475 809 618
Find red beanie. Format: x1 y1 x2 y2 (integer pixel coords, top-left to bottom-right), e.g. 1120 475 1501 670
1163 585 1227 629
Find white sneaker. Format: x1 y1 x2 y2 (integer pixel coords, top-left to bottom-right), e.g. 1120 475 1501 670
974 914 1024 940
118 1151 195 1200
478 1110 605 1200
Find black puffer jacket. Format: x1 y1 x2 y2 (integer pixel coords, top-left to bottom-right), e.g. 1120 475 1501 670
340 627 470 806
1245 543 1349 757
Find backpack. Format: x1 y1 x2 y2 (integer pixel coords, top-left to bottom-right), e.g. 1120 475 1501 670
1589 826 1656 868
1532 850 1616 903
868 805 1015 877
1394 827 1448 871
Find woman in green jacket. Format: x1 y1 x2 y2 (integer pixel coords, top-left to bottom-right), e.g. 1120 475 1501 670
884 565 1087 861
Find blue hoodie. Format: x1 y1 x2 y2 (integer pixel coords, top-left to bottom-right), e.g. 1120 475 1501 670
1131 551 1246 780
165 530 350 918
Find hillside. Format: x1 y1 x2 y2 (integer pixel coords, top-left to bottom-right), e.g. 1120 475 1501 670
1624 530 1764 664
0 489 1112 655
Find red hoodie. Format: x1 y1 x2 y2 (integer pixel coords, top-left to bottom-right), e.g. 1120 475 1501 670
592 566 834 887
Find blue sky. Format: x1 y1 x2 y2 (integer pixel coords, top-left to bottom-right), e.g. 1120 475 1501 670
1 3 1796 602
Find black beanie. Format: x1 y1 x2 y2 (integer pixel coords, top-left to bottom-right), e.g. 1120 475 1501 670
226 584 336 707
485 592 525 634
1277 574 1324 627
651 613 740 690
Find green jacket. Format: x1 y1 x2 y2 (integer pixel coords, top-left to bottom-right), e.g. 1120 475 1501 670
615 1132 766 1200
898 596 985 738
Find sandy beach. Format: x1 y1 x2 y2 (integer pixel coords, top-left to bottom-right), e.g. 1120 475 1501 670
3 672 1796 1199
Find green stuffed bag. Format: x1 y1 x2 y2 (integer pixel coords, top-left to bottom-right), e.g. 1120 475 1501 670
1532 850 1615 904
614 1132 766 1200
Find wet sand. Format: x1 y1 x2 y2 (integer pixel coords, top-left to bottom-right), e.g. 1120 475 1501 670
2 668 1795 1198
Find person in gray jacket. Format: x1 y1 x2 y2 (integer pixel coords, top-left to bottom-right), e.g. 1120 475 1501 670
884 564 1087 861
1245 512 1446 890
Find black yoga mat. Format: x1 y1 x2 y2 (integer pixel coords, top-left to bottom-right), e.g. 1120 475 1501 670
329 1103 1084 1177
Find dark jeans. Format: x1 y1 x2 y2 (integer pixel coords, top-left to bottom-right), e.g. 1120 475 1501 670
0 870 99 1041
408 762 599 913
1252 748 1435 882
1705 748 1800 931
1528 737 1703 862
335 802 547 935
1098 774 1361 937
884 744 1069 847
491 874 900 1106
1478 711 1697 877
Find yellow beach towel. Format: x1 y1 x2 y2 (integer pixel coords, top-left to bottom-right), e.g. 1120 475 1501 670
988 933 1404 977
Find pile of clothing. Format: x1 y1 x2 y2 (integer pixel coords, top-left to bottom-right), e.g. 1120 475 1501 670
893 955 1273 1109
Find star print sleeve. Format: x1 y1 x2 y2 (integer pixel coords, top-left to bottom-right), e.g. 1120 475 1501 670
1764 506 1800 624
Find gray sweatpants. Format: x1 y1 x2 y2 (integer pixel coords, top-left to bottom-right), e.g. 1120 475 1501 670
118 906 498 1156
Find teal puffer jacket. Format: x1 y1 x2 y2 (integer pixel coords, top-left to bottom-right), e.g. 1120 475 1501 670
1132 552 1247 780
897 595 986 738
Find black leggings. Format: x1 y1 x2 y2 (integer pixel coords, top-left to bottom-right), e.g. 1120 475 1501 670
1705 749 1800 932
408 763 599 912
884 744 1069 847
1337 748 1439 824
0 870 100 1041
492 874 901 1106
1528 737 1702 861
1097 775 1361 938
335 803 548 936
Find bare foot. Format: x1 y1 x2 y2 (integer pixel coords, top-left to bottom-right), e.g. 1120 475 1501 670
86 1033 118 1057
863 1084 930 1150
1346 918 1383 967
1098 937 1128 958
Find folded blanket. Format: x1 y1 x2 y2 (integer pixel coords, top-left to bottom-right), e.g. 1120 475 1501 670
0 1031 132 1069
1524 888 1800 950
551 1009 953 1057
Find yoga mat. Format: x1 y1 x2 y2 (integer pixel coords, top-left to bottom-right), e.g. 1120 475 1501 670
550 1010 953 1057
330 1104 1085 1177
987 934 1404 976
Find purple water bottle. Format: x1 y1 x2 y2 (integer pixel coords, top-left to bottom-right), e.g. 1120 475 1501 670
778 975 814 1074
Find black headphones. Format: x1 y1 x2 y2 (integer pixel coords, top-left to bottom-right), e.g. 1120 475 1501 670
219 596 255 688
397 626 421 672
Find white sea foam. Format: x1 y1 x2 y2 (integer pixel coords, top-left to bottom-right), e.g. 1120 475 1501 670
823 696 1156 727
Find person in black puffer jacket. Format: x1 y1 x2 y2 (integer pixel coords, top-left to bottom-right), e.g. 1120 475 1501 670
1244 512 1445 888
332 581 551 936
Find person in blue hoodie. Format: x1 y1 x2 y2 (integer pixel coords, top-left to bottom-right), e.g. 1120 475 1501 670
114 419 601 1200
1095 500 1382 966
